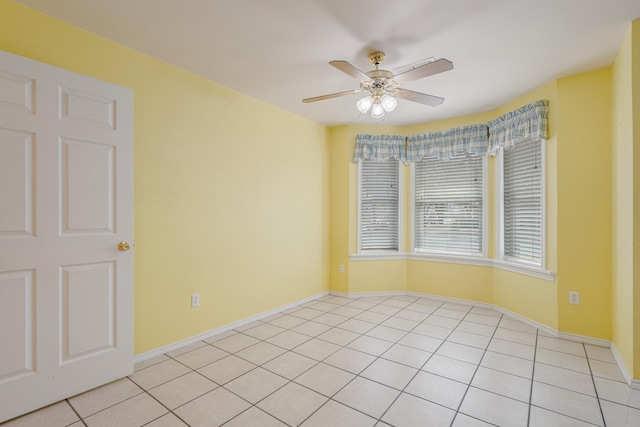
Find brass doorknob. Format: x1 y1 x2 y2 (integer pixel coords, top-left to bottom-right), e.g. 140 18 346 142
118 241 131 252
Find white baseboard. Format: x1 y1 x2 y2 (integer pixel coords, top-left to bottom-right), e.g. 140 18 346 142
556 331 611 348
134 288 636 387
407 291 494 311
334 289 636 386
609 341 636 388
492 305 558 337
330 290 407 299
133 291 329 364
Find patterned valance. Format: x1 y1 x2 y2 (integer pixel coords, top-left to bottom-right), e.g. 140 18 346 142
352 100 549 163
352 134 407 162
487 100 549 152
406 124 489 162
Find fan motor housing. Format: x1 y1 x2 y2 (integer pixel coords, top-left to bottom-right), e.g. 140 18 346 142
366 69 394 79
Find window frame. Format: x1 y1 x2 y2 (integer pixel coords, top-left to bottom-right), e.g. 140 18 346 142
496 138 547 270
357 159 403 254
410 153 488 259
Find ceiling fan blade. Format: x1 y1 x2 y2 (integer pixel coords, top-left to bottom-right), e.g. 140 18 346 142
302 89 361 103
329 60 370 81
394 88 444 106
393 58 453 84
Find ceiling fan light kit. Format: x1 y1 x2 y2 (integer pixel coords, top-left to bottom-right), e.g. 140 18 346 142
356 94 397 118
356 95 373 113
303 51 453 120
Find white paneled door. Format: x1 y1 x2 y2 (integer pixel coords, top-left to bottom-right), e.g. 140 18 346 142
0 51 133 422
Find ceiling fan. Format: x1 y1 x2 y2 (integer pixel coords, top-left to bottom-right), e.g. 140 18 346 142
303 51 453 118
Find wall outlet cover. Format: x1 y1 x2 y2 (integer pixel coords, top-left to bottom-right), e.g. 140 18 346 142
569 291 580 305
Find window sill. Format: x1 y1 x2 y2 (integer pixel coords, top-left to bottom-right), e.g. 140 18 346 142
350 252 407 261
493 259 556 281
349 252 556 282
407 252 492 267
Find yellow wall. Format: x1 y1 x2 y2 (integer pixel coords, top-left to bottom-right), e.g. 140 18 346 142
493 269 558 329
329 126 351 293
633 19 640 381
556 69 612 339
408 261 493 304
331 87 561 328
612 22 635 376
350 260 407 294
490 83 559 327
330 73 617 339
492 83 560 273
611 19 640 378
328 124 407 294
0 0 330 354
4 1 639 375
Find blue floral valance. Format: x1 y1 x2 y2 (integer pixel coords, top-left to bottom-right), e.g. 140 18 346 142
406 124 489 161
352 134 407 162
352 100 549 163
487 100 549 152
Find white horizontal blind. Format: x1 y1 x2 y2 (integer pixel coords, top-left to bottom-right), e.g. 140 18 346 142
415 152 483 254
503 140 542 264
360 160 399 252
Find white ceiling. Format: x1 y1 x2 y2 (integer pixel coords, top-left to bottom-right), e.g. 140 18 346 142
15 0 640 126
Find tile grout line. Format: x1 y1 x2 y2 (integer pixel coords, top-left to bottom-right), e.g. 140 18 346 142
64 398 88 427
375 302 472 425
449 310 503 427
91 294 616 426
13 293 631 426
219 294 412 426
212 297 367 425
280 295 438 425
127 355 200 426
133 298 609 426
365 298 454 422
69 379 148 425
294 295 446 426
584 342 608 426
285 296 468 425
526 328 539 427
140 390 190 427
527 337 605 426
154 297 529 425
313 300 519 425
133 338 293 426
166 352 272 426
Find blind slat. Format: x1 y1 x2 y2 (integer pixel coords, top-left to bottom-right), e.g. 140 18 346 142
503 141 542 263
415 152 483 255
361 160 399 251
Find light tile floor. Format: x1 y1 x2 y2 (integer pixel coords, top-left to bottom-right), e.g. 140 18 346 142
4 294 640 427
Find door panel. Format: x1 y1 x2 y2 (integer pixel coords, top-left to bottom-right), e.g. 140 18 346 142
0 50 133 422
61 137 115 233
60 86 116 129
0 128 34 236
0 270 35 380
0 70 35 113
61 262 115 361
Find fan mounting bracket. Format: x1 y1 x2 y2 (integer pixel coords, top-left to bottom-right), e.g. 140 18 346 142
368 51 386 65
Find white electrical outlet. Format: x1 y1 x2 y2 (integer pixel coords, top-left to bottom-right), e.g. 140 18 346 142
569 291 580 305
339 264 345 273
191 293 200 307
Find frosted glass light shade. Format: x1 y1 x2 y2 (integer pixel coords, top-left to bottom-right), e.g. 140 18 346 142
371 102 385 118
380 95 397 112
356 96 373 113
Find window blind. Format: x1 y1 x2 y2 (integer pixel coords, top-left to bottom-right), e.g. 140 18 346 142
503 140 542 264
414 152 483 255
360 160 399 252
